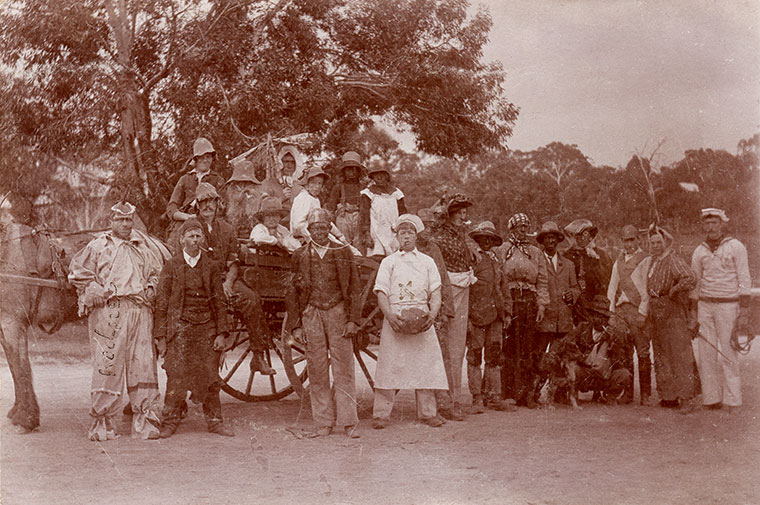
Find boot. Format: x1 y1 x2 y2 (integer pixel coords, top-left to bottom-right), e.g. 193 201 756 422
159 418 180 439
207 419 235 437
250 351 275 375
467 364 483 413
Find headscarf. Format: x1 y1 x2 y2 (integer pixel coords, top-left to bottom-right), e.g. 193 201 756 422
503 213 531 260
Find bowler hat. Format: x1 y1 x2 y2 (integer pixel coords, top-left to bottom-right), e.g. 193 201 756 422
536 221 565 244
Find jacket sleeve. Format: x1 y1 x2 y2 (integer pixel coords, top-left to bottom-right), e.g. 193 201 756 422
346 250 362 324
154 260 173 341
210 260 231 335
284 250 303 332
359 193 371 235
166 176 187 217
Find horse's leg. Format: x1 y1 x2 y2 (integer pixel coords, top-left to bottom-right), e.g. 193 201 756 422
0 316 40 431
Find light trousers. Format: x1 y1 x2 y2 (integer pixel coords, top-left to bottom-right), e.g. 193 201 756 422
696 301 742 406
373 388 437 420
302 303 358 429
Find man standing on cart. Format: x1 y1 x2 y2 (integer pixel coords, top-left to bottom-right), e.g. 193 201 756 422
285 208 361 438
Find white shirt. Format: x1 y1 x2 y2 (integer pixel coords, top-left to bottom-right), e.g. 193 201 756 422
183 249 200 268
310 241 329 259
374 248 441 310
544 251 559 272
289 189 343 241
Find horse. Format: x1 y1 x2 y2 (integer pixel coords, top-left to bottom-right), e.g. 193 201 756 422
0 222 93 432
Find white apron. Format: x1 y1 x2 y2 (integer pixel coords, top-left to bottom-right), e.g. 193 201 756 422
361 188 403 256
374 302 449 390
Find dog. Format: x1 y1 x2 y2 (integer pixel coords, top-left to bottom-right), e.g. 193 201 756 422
538 334 586 409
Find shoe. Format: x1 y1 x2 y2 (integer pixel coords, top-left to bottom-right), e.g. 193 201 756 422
251 351 276 375
471 398 486 414
488 400 517 412
420 416 444 427
159 420 179 439
207 420 235 437
704 402 722 410
659 399 679 409
372 418 387 430
314 426 332 437
146 430 160 440
344 425 360 439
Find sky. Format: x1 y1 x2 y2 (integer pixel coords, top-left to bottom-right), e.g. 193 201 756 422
472 0 760 167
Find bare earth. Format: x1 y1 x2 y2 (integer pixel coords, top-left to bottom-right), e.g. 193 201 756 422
2 325 759 505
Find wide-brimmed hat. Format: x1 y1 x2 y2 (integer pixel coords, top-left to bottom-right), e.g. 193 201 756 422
446 193 472 215
564 218 598 238
340 151 366 173
196 182 220 203
536 221 565 244
701 207 729 223
469 221 503 246
304 166 330 183
588 295 612 317
226 159 260 185
255 196 288 220
193 137 216 158
368 165 391 178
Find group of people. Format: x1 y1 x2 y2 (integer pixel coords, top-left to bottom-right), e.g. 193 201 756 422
66 137 753 441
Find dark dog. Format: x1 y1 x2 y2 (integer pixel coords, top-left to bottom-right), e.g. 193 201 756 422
538 335 586 409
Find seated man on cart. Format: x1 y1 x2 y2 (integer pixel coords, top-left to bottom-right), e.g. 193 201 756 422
193 182 275 375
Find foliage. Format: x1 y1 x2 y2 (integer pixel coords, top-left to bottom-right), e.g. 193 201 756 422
1 0 518 231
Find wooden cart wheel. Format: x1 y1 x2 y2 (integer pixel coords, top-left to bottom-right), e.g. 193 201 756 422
220 317 308 402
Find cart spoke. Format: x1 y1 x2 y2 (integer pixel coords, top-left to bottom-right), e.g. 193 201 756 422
223 347 251 382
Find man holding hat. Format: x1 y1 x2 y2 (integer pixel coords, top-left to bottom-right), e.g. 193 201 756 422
359 163 407 256
372 214 449 428
607 224 652 404
250 196 301 253
285 208 361 438
154 217 235 437
564 218 612 323
690 208 752 412
166 137 225 225
467 221 512 412
189 182 274 376
69 202 169 441
290 166 349 246
328 151 365 246
536 221 580 367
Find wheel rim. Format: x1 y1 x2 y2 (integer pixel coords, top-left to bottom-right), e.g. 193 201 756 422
220 321 307 402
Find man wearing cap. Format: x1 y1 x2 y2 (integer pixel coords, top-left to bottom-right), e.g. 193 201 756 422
607 224 652 404
192 182 274 376
328 151 365 247
535 221 580 398
495 213 549 408
359 164 407 256
250 196 301 253
69 202 169 441
290 166 349 246
564 218 612 323
166 137 226 225
690 208 752 412
286 208 361 437
467 221 512 412
154 217 235 437
372 214 449 428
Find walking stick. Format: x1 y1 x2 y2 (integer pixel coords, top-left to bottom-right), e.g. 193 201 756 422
693 324 734 364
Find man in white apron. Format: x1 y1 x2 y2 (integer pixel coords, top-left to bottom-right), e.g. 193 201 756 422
372 214 449 428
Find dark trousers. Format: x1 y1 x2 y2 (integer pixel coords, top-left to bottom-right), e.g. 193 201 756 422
230 280 268 352
163 376 222 423
502 290 540 404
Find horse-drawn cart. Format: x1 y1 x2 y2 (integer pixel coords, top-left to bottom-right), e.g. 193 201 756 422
219 243 382 402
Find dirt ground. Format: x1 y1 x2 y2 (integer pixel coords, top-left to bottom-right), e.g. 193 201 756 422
2 323 759 505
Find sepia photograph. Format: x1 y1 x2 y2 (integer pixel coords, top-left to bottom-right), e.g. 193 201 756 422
1 1 758 504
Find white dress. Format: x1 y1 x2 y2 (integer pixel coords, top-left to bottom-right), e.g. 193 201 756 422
373 249 449 389
360 187 404 256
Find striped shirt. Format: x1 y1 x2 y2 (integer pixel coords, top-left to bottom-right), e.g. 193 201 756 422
646 249 696 298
